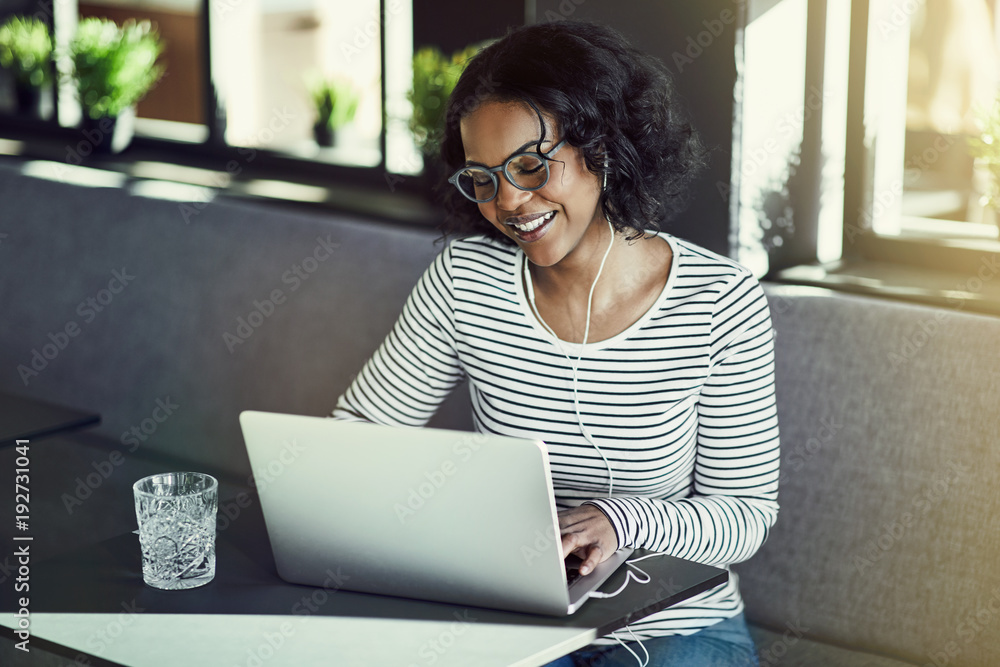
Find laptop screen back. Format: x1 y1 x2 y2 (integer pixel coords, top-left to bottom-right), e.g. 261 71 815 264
239 411 573 615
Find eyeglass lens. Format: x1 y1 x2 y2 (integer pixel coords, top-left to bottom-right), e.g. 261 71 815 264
455 153 548 202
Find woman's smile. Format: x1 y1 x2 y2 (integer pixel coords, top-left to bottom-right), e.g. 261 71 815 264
507 210 556 241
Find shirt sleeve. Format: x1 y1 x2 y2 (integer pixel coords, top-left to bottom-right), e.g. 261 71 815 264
331 246 465 426
584 273 780 567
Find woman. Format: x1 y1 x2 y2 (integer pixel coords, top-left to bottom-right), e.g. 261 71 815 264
334 20 778 667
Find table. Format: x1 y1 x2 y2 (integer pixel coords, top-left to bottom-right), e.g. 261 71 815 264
0 390 100 446
1 488 728 666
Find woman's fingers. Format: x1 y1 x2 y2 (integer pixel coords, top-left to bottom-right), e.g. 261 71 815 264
578 544 604 576
561 533 604 576
558 505 616 575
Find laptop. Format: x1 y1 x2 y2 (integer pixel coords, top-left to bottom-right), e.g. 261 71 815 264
239 410 635 615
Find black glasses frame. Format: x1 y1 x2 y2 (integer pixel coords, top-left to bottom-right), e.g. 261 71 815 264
447 139 568 203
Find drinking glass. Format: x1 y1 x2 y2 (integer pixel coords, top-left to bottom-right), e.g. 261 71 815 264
133 472 218 590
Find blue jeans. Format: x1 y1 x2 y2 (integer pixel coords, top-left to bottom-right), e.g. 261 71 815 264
543 612 759 667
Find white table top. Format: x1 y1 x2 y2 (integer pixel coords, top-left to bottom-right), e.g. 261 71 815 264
2 612 597 666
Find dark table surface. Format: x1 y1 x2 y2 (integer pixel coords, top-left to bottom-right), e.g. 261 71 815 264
0 390 100 445
16 490 727 637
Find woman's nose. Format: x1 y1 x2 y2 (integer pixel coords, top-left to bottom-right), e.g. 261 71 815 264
494 175 533 211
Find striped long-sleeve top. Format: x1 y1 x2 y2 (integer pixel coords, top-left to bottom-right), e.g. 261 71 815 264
332 232 780 639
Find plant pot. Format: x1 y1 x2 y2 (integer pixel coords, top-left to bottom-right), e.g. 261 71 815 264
14 83 42 117
313 123 335 148
80 106 135 155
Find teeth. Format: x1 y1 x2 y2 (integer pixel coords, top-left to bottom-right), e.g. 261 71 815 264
514 212 553 233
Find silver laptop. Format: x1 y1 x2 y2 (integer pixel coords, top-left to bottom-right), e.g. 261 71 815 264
239 410 634 615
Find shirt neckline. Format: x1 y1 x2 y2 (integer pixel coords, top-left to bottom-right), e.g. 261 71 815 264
513 232 680 353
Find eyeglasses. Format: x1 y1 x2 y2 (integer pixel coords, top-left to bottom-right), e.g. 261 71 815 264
448 139 567 203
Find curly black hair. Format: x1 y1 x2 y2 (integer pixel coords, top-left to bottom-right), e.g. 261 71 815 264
439 20 707 243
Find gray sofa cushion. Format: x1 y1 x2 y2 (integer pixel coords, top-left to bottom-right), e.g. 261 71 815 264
749 625 920 666
739 285 1000 667
0 164 472 477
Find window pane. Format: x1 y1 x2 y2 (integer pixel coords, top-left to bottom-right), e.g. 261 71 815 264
210 0 382 166
902 0 1000 236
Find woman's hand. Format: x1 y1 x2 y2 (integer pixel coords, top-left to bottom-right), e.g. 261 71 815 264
558 505 617 576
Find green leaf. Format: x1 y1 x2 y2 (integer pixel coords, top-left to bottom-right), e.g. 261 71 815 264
69 18 165 119
408 43 486 155
0 15 53 87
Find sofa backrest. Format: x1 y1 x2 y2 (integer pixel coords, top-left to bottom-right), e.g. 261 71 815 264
740 284 1000 666
0 162 473 478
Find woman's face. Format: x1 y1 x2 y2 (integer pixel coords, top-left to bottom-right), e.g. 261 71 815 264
459 100 606 268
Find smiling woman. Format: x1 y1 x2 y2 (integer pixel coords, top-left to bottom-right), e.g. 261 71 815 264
332 20 777 667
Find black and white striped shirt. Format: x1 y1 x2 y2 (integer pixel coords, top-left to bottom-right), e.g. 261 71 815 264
333 233 780 639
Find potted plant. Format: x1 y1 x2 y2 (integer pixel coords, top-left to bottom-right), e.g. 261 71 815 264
408 44 481 199
68 17 164 154
305 74 360 147
408 45 480 159
0 15 53 117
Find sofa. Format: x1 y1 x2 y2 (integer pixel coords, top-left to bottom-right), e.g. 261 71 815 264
1 159 998 666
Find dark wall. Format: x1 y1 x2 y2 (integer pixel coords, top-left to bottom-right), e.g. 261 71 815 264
0 0 49 21
413 0 524 53
534 0 740 256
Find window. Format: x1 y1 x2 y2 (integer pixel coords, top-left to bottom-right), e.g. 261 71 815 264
0 0 421 181
854 0 1000 246
739 0 1000 315
210 0 388 167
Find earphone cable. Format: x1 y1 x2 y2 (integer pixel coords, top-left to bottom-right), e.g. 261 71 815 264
524 218 616 498
611 625 650 667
